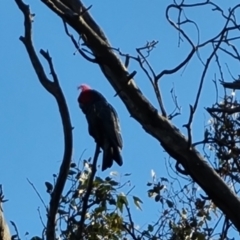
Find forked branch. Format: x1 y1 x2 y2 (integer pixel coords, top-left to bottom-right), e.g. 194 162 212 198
15 1 73 240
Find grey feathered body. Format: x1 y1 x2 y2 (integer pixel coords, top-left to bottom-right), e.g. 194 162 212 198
79 90 123 171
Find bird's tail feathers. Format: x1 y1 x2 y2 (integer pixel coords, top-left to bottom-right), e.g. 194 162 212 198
102 146 123 171
102 147 114 171
112 147 123 167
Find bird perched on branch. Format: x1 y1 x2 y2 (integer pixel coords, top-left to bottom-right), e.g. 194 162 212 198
78 84 123 171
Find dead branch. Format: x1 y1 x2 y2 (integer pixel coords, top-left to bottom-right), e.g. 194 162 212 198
15 1 73 240
27 178 48 210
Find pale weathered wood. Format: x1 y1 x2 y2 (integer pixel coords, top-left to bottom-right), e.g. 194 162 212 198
0 204 11 240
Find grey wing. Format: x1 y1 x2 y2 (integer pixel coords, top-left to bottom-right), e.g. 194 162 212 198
96 101 123 149
108 104 123 149
85 104 100 141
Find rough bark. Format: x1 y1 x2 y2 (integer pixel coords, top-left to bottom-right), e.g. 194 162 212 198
37 0 240 231
0 204 11 240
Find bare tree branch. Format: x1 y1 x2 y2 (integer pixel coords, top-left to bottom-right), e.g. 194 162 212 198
135 42 167 117
27 178 48 210
63 21 98 63
15 1 73 240
77 144 100 239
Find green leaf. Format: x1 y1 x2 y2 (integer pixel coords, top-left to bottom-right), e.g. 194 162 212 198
83 169 89 175
70 162 76 168
166 199 174 208
116 197 123 212
181 208 187 219
83 160 89 167
133 196 143 210
109 180 119 186
117 194 128 212
45 182 53 193
31 237 42 240
147 189 155 197
108 198 116 205
197 210 205 217
105 176 111 181
148 224 154 232
153 184 164 194
95 176 104 183
160 177 169 182
68 169 76 175
192 232 206 240
205 214 211 221
155 194 160 202
142 230 151 237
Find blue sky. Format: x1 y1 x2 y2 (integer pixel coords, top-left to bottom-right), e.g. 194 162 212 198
1 0 240 237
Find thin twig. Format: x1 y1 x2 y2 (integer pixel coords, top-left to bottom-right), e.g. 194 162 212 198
63 21 98 63
124 204 138 240
10 221 20 240
184 16 231 147
27 178 48 210
135 43 167 116
37 207 46 228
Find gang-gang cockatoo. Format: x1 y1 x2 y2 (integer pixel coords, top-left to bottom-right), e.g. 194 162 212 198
78 84 123 171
